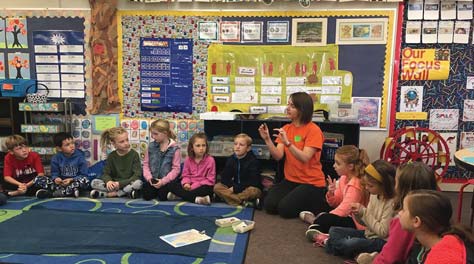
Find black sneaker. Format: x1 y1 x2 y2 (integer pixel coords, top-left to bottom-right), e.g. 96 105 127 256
36 189 52 199
130 190 141 199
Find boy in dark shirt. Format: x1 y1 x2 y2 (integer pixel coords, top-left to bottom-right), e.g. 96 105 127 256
214 133 262 206
35 132 90 198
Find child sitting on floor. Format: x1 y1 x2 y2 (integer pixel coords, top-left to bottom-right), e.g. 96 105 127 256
300 145 370 243
168 132 215 205
35 132 90 198
2 135 45 197
142 119 181 201
401 190 474 264
214 133 262 207
324 160 396 258
90 127 142 198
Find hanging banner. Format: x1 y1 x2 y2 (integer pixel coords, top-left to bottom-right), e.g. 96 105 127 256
400 48 450 80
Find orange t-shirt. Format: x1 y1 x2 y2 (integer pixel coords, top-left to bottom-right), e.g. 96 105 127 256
276 122 325 187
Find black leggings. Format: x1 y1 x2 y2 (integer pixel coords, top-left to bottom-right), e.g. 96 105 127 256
142 181 172 201
168 180 213 203
311 213 355 233
263 179 329 218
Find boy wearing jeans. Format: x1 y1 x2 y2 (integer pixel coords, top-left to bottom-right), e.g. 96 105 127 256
214 133 262 206
2 135 44 196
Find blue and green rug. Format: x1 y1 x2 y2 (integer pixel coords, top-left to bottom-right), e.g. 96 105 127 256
0 197 254 264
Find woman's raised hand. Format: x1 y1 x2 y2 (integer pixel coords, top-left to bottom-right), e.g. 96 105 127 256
258 123 270 140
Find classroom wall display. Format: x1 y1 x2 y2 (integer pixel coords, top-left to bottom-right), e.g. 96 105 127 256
0 10 90 110
139 38 193 113
118 10 396 128
335 18 388 45
395 1 474 180
400 48 450 80
206 44 352 114
33 31 85 98
351 97 381 129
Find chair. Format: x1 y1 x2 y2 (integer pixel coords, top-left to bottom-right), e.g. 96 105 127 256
457 179 474 225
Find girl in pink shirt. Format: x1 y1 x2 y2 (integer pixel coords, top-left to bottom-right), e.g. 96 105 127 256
168 133 216 205
300 145 370 244
399 190 473 264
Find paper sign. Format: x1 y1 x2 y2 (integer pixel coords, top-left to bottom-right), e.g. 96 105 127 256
92 114 119 134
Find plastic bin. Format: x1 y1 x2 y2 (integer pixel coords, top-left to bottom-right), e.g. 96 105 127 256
0 79 36 97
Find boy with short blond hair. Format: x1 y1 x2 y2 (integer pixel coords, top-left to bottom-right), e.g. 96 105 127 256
213 133 262 206
35 132 90 198
2 135 44 197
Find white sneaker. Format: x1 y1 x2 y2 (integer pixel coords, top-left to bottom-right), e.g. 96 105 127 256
195 195 211 205
166 192 180 201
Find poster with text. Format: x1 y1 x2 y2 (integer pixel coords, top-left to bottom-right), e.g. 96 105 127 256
139 38 193 113
429 109 459 130
33 31 85 98
401 48 450 80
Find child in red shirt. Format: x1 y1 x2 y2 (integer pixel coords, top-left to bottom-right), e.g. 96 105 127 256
3 135 45 196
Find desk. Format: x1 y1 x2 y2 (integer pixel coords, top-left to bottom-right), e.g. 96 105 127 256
454 148 474 172
454 148 474 225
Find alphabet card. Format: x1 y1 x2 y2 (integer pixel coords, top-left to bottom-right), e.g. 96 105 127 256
440 1 457 20
457 0 474 20
437 21 454 43
405 21 421 43
454 21 470 43
408 0 423 20
422 21 437 43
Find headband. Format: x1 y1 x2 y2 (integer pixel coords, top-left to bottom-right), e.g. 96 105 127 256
365 164 383 183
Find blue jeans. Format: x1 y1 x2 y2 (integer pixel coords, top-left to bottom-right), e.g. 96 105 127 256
325 226 386 258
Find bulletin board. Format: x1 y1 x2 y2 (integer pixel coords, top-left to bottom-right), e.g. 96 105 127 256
0 11 86 98
0 10 90 114
117 10 396 128
394 1 474 180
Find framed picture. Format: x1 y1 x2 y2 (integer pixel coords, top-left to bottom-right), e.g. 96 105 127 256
352 97 381 129
291 18 327 46
198 21 218 41
336 18 388 45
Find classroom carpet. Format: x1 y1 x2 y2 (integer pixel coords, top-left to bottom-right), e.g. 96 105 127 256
0 196 254 264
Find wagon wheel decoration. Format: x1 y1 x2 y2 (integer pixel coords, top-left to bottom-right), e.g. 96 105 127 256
380 127 450 180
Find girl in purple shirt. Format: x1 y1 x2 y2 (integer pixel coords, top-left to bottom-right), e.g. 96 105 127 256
168 133 216 205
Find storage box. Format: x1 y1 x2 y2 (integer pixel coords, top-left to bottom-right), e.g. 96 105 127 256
30 147 57 155
21 124 64 133
0 79 36 97
208 141 234 157
19 102 64 112
252 144 270 159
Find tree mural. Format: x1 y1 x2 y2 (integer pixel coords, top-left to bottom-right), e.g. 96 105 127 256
9 56 28 79
6 19 26 48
